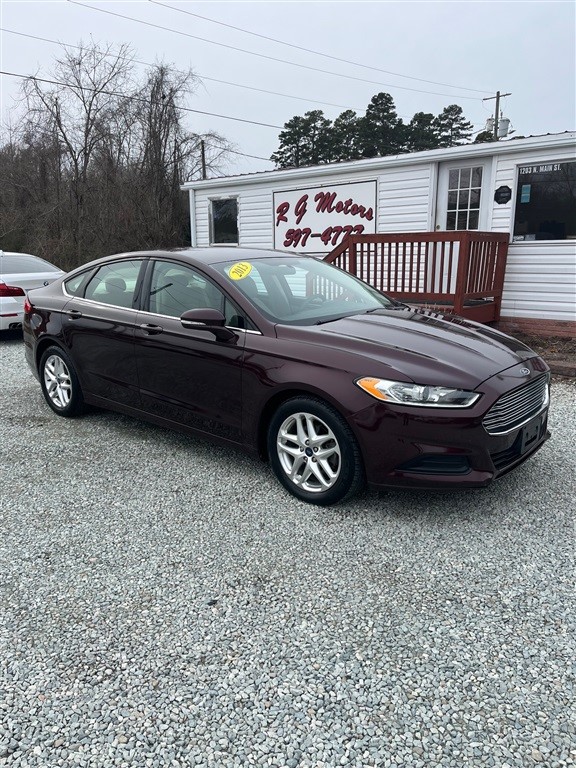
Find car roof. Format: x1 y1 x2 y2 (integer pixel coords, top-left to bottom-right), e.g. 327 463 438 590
69 247 312 273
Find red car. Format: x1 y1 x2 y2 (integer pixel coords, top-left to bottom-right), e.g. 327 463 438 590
23 247 550 505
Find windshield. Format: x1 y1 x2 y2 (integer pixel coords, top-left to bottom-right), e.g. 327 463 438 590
215 255 397 325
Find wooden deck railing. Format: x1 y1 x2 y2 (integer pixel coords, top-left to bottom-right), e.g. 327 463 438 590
324 231 509 323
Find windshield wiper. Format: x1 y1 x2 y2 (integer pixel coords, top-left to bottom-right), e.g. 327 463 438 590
315 316 344 325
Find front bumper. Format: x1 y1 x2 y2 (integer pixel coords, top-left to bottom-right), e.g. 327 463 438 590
349 362 551 490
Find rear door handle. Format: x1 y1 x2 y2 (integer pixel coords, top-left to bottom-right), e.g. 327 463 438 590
66 310 83 319
139 323 163 335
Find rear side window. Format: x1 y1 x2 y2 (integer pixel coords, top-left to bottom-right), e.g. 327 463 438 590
0 254 61 274
64 272 90 297
84 261 143 308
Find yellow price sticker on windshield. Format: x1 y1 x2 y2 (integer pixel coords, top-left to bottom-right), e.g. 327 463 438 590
228 262 253 281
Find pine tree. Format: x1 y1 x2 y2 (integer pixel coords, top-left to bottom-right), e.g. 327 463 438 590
357 93 405 158
330 110 361 162
434 105 473 147
406 112 438 152
270 110 332 168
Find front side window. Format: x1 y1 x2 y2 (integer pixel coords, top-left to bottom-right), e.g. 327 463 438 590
446 166 483 230
513 161 576 241
83 261 142 308
146 261 252 328
210 199 239 244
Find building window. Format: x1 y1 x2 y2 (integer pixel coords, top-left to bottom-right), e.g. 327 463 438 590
513 161 576 241
446 166 483 230
210 198 239 244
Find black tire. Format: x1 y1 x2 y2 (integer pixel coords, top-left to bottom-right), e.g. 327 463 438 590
39 345 85 417
267 396 365 506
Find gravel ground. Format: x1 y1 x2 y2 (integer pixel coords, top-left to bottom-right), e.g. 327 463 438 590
1 334 575 768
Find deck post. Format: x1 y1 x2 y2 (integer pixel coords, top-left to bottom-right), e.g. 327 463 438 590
453 232 470 316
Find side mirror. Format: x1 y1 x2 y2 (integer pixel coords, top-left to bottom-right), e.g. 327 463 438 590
180 308 236 341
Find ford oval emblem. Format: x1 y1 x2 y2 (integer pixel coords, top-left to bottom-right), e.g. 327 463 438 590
520 367 530 376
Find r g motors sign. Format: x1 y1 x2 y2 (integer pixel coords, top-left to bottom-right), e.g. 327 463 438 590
273 181 377 253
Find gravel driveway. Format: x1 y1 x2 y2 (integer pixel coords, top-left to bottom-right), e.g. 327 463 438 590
1 335 574 768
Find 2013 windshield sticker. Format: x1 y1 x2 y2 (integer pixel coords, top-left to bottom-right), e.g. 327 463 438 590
228 262 253 280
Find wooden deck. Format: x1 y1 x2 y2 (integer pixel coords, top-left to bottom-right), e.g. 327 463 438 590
324 231 509 323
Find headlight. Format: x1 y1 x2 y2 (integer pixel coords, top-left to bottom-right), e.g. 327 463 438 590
355 377 481 407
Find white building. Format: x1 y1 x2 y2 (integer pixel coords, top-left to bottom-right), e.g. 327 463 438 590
182 132 576 337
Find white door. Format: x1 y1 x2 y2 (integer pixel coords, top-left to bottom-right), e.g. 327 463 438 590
435 160 492 231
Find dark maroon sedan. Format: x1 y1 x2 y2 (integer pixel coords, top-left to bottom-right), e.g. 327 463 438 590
23 247 550 505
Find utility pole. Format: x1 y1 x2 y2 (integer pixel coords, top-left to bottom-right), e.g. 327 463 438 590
483 91 512 139
200 140 207 180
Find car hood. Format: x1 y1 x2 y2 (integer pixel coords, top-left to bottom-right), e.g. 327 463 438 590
276 308 540 388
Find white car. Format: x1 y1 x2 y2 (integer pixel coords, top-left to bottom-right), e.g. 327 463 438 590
0 251 65 331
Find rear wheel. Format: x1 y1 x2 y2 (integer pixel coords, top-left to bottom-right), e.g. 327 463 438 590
39 346 85 417
268 396 364 505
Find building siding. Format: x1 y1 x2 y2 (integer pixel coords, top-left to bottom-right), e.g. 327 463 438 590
378 165 432 232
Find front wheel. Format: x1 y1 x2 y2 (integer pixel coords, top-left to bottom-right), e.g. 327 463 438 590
39 346 85 417
267 396 365 505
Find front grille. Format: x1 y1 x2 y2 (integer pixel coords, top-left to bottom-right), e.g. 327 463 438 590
483 375 549 435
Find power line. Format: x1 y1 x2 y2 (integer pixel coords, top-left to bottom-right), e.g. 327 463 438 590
0 69 284 131
0 28 366 113
214 146 272 163
66 0 485 100
149 0 491 95
0 68 276 162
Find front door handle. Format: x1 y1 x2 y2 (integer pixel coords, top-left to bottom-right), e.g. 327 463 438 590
139 323 163 335
66 310 83 319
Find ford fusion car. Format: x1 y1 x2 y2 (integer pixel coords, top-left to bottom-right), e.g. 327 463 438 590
0 251 64 331
23 247 550 505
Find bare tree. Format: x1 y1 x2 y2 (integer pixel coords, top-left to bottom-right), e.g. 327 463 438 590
0 42 236 268
22 43 134 261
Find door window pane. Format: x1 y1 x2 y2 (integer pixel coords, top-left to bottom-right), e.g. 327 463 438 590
458 189 470 208
84 261 142 308
148 262 224 317
471 167 482 186
468 210 479 229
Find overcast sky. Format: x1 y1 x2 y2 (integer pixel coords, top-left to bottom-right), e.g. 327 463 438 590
1 0 574 177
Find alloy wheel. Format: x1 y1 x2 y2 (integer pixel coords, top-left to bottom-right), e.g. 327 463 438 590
276 411 341 493
43 354 72 410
